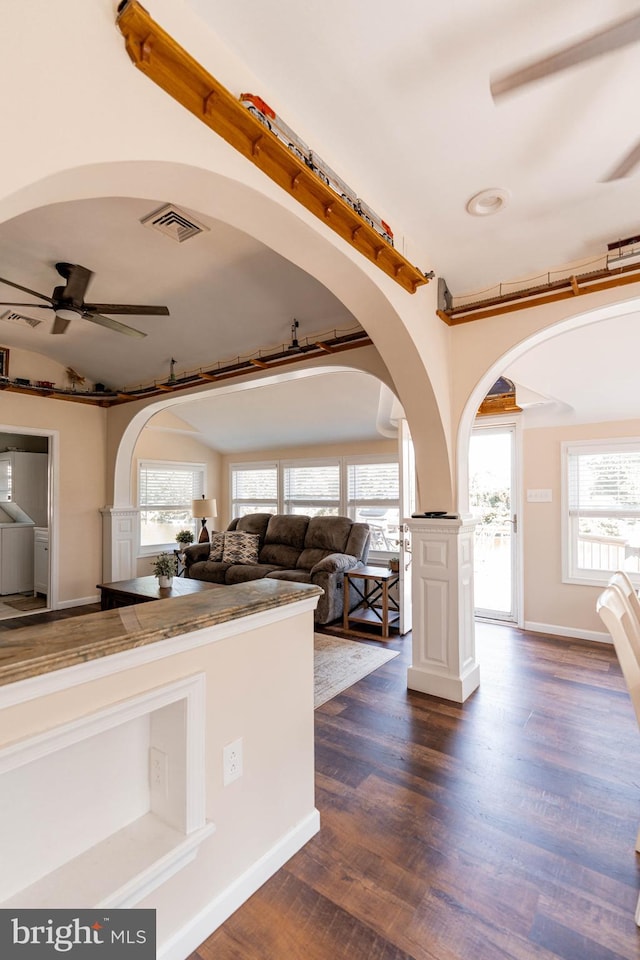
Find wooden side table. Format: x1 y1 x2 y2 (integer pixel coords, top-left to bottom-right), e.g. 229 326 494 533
343 565 400 638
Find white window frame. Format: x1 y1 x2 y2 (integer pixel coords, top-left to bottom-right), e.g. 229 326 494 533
344 455 401 558
282 458 341 516
228 455 400 557
138 459 206 556
562 437 640 586
229 460 278 518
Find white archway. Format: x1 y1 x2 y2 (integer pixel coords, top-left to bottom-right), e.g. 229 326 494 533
455 293 640 515
111 362 396 507
2 160 452 510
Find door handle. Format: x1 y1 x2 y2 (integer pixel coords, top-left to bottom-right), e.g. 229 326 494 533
506 515 517 534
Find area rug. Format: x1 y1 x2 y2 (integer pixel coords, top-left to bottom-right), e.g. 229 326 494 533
3 595 46 612
314 633 399 708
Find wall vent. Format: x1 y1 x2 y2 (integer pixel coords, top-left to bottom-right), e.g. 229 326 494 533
140 204 209 243
0 310 42 329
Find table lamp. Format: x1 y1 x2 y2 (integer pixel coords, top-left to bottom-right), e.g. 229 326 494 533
192 495 217 543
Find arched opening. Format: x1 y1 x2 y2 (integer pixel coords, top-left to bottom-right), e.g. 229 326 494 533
456 292 640 637
0 161 451 514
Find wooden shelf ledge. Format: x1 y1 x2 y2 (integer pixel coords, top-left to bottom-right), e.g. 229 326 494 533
116 1 430 295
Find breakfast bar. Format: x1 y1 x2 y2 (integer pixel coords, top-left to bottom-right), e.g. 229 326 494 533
0 579 321 959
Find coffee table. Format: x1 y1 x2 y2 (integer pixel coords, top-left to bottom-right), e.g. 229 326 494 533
98 575 221 610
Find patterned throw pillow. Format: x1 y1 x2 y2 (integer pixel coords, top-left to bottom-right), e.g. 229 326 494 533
222 531 259 564
208 532 225 562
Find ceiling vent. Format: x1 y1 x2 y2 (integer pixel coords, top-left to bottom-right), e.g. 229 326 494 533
140 203 209 243
0 310 42 329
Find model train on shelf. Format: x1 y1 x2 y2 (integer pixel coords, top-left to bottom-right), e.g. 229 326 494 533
240 93 394 248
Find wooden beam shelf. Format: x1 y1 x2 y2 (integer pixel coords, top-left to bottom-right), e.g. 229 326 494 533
116 1 430 295
0 328 372 407
438 260 640 325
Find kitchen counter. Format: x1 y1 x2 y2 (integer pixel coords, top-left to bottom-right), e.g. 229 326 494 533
0 578 322 687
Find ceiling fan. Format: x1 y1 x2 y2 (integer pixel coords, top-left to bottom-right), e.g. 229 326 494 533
0 261 170 338
490 9 640 181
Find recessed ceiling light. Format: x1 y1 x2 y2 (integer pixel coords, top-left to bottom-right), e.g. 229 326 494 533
466 188 510 217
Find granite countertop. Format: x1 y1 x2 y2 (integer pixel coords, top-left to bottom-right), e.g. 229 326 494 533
0 579 322 687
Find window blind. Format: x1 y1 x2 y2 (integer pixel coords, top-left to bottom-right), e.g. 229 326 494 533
348 461 399 501
232 467 277 500
284 464 339 501
139 463 204 506
568 449 640 515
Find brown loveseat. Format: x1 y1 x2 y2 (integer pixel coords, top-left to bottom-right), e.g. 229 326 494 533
182 513 370 625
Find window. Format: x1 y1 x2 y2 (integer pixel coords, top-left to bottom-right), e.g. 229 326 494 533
231 462 278 517
229 455 401 555
564 439 640 584
283 461 340 516
347 458 400 552
139 460 205 551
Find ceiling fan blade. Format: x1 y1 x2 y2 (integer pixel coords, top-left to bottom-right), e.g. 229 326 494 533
55 262 93 303
602 138 640 182
51 315 71 335
491 10 640 99
84 302 170 316
84 312 147 338
0 302 53 308
0 276 54 303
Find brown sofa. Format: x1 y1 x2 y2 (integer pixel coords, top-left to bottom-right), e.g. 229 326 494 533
183 513 370 624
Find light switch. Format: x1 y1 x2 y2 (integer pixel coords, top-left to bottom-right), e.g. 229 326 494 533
527 489 552 502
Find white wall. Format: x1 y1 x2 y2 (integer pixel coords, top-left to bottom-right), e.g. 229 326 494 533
522 418 640 638
0 605 317 956
0 390 106 607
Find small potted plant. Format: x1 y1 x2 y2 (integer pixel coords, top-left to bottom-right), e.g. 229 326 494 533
175 528 194 565
175 529 194 547
388 556 400 573
152 551 178 588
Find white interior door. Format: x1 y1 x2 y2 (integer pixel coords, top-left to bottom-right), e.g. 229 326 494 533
398 419 415 634
469 423 519 621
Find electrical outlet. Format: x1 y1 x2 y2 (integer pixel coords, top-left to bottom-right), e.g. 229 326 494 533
149 746 168 799
223 738 243 785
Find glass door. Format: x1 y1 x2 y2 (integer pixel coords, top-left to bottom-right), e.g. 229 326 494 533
469 424 518 621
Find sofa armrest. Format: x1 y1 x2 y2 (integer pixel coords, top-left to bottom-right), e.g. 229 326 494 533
310 553 359 575
183 541 212 567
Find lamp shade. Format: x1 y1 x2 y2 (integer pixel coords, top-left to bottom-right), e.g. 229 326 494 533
192 497 217 519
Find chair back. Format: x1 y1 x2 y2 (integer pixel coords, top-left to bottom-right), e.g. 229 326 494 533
610 570 640 628
597 584 640 727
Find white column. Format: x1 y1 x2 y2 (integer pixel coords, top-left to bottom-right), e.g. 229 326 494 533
100 506 140 582
406 515 480 703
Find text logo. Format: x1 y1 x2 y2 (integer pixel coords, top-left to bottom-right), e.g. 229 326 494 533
0 909 155 958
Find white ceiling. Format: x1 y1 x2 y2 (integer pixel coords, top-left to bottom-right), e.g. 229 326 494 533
0 198 358 389
505 311 640 426
167 372 396 453
1 0 640 446
188 0 640 293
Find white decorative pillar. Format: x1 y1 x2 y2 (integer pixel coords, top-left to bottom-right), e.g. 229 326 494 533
406 515 480 703
100 506 140 582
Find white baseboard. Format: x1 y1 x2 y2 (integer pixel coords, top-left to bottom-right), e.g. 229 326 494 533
524 621 612 644
56 595 100 610
157 808 321 960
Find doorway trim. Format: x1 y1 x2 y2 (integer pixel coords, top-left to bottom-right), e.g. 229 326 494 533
0 424 58 612
471 415 523 625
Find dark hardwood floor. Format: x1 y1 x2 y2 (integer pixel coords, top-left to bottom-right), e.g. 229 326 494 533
3 609 638 958
192 622 640 960
0 602 101 630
